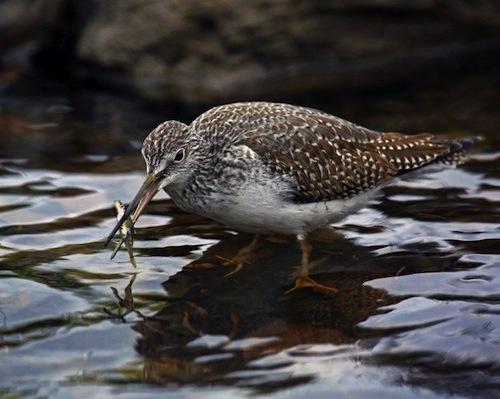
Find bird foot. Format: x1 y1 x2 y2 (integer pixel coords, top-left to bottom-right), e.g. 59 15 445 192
215 236 260 277
215 254 253 277
285 275 338 295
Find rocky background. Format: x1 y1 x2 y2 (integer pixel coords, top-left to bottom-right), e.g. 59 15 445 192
1 0 500 105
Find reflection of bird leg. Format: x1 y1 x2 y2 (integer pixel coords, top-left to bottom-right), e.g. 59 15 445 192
286 234 338 295
104 273 146 321
216 235 260 277
110 286 124 305
181 311 198 334
123 273 137 310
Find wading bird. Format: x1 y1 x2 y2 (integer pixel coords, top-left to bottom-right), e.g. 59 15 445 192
106 102 479 293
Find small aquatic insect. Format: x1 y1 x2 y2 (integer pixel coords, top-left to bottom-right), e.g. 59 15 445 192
110 200 137 267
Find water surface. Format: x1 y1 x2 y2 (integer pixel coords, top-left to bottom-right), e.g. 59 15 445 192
0 78 499 398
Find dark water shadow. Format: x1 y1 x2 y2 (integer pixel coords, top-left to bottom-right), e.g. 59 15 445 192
102 228 495 396
133 232 393 390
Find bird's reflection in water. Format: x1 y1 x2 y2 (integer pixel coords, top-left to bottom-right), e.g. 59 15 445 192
108 229 410 389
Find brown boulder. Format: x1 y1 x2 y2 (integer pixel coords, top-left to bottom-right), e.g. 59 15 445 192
1 0 500 104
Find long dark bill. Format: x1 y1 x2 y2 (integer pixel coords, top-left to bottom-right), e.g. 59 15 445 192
104 173 160 247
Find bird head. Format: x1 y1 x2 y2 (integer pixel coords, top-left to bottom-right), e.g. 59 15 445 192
105 120 191 246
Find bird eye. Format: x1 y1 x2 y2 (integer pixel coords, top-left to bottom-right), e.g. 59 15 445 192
174 148 185 162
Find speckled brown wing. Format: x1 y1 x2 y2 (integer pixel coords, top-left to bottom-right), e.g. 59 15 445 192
192 102 462 203
241 111 451 203
245 129 397 203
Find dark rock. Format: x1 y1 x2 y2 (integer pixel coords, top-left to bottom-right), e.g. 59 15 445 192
1 0 500 104
0 0 59 64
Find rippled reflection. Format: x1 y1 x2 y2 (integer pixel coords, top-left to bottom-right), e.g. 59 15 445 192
0 85 499 398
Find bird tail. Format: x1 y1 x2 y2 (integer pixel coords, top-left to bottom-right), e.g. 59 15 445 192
430 135 484 166
392 134 483 177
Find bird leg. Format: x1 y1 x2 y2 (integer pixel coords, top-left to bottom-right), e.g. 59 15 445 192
286 234 338 295
216 234 260 277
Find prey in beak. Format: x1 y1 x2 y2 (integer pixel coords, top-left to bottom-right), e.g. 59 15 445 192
110 200 137 267
105 173 160 248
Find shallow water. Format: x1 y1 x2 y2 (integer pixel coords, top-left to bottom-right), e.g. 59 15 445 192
0 78 499 398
